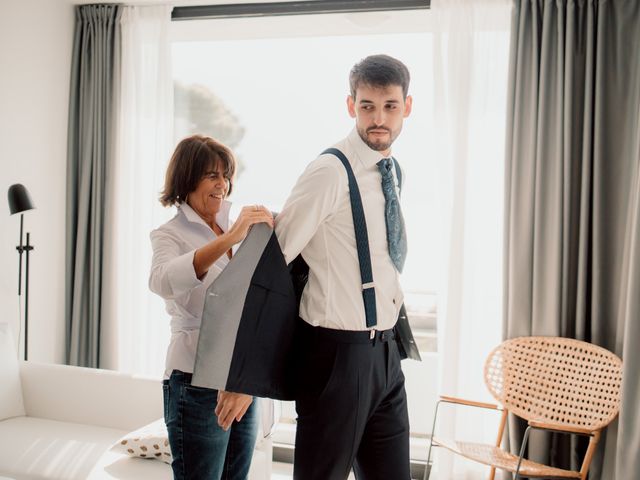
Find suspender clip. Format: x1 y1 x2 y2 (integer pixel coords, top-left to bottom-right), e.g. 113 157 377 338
362 282 375 290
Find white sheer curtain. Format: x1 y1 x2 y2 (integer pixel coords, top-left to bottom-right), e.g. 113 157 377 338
430 0 511 478
102 5 174 376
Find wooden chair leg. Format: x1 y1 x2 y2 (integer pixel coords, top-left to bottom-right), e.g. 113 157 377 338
488 410 508 480
579 431 601 480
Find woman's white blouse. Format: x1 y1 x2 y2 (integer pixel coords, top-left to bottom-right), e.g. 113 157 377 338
149 201 231 379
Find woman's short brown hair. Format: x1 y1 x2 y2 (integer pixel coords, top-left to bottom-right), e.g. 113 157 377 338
160 135 236 207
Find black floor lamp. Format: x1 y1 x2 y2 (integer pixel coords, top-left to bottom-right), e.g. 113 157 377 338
7 184 35 361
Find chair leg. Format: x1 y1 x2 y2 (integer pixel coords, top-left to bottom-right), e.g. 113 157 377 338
489 410 508 480
514 426 532 480
423 400 443 480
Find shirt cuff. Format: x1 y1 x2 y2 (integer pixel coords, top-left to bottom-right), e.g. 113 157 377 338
167 249 204 294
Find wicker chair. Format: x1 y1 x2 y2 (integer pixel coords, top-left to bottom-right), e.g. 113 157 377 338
424 336 623 480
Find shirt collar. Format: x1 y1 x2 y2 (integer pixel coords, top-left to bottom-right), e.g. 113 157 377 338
346 127 389 168
178 200 232 232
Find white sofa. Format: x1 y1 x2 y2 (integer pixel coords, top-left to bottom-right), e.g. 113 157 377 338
0 324 272 480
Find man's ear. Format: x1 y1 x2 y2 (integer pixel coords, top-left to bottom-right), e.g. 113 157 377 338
403 95 413 118
347 95 356 118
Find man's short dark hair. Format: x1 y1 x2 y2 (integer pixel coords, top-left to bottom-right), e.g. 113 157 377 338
160 134 236 207
349 54 410 99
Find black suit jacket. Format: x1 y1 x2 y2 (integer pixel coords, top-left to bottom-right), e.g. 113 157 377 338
192 223 299 400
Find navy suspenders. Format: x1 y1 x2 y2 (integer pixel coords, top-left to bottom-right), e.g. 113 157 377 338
322 148 378 328
321 148 403 329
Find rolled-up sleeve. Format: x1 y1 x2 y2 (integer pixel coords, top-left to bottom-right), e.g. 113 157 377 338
149 229 205 300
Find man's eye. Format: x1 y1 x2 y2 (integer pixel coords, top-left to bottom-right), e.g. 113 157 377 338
386 104 398 110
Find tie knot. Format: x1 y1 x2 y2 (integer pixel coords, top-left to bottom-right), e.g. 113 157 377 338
377 158 393 175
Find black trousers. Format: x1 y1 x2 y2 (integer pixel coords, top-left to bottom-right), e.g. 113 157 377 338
293 322 410 480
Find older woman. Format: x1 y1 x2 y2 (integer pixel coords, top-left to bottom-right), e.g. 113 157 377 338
149 135 273 480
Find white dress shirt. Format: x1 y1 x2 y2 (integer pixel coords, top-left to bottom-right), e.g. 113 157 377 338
275 127 404 331
149 201 231 379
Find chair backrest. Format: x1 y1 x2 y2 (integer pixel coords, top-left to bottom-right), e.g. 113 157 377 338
484 336 623 431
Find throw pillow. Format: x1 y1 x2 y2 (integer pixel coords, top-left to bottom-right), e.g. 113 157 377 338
0 322 26 421
111 418 172 464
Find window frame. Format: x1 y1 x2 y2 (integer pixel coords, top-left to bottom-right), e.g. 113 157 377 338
172 0 430 21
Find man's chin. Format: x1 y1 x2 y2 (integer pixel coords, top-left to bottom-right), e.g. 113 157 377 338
366 140 391 152
357 128 392 151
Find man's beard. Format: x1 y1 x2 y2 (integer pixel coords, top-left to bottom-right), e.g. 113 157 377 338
357 125 397 152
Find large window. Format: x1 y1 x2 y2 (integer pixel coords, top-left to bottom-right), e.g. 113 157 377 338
171 7 438 462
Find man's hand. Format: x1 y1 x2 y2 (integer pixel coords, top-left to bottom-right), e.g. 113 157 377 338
215 391 253 431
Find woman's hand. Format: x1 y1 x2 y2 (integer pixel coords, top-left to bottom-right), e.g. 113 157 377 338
193 205 273 278
225 205 274 245
215 391 253 430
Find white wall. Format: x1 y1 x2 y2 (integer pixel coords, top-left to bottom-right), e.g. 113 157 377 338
0 0 75 363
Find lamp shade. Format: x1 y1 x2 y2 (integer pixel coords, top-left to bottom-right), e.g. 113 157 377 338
7 184 35 215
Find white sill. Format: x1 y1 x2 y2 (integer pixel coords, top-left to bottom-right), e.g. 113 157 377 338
271 423 432 462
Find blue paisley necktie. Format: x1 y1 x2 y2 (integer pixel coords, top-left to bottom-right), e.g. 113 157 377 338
377 158 407 273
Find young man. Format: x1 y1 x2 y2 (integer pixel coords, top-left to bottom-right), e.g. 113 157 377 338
275 54 413 480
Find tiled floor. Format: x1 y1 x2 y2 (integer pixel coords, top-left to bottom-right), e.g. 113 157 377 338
271 462 293 480
272 462 355 479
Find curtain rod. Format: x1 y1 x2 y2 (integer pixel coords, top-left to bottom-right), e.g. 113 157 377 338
171 0 430 21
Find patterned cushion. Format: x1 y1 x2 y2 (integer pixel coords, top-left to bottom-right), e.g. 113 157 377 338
111 418 172 464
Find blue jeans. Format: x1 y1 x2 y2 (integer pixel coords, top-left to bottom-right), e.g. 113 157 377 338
163 370 259 480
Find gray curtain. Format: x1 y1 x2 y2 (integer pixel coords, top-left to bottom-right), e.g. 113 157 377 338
503 0 640 479
65 5 121 368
